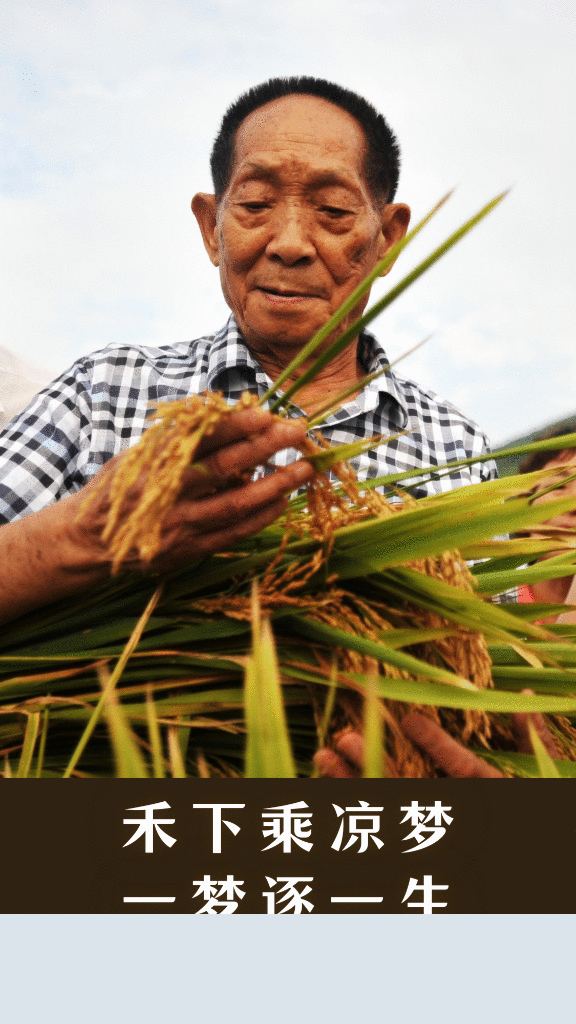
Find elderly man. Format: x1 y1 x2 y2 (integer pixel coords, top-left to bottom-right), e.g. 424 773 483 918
0 78 494 612
1 77 534 775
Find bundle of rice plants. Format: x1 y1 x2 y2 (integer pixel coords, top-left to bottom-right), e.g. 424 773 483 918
2 192 576 778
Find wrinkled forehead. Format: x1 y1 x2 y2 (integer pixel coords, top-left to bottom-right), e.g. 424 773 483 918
231 94 369 175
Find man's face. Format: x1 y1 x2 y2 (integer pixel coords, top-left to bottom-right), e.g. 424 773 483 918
193 95 409 355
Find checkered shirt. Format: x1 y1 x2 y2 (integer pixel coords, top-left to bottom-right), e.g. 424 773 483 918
0 315 496 524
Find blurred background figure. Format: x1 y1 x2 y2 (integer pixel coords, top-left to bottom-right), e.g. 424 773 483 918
518 427 576 624
0 345 55 432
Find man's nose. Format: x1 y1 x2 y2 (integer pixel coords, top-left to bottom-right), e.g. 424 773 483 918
265 208 316 264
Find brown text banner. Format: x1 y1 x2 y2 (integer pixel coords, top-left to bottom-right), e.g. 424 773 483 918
0 780 573 914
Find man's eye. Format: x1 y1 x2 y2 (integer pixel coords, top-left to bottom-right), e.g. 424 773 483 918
321 206 352 218
242 202 268 212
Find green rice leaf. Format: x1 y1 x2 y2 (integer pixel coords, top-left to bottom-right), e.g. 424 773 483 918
343 672 576 714
146 687 165 779
279 614 475 688
490 665 576 691
474 553 576 597
475 750 576 778
15 711 41 778
305 433 389 472
528 723 562 778
363 666 385 778
244 585 296 778
279 659 576 713
103 675 150 778
62 587 161 777
35 706 50 778
167 726 187 778
361 568 552 647
358 431 576 493
317 656 338 750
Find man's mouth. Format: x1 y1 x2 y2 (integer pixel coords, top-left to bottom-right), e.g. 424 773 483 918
257 286 318 299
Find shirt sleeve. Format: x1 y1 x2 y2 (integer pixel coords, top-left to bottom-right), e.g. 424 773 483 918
467 422 497 484
0 358 95 523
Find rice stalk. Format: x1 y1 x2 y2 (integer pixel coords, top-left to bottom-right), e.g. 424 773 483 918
62 587 161 776
1 191 575 777
167 725 187 778
145 686 165 779
35 706 49 778
101 665 150 778
15 711 40 778
362 664 385 778
244 583 297 778
528 723 562 778
4 432 576 777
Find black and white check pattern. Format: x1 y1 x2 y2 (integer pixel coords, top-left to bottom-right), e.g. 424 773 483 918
0 315 496 523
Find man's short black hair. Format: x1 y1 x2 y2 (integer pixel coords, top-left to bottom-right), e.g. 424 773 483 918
210 76 401 206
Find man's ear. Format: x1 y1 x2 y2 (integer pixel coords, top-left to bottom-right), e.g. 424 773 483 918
191 193 220 266
377 203 411 276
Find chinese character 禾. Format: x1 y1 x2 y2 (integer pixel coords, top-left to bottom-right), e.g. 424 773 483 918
123 800 177 853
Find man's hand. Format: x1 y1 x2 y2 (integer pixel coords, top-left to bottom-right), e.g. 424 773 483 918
69 406 313 573
313 697 562 778
0 407 313 624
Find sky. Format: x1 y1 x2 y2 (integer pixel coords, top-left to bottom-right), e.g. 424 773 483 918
1 0 575 447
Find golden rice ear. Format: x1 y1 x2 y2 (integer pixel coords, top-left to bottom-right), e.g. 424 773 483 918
6 186 576 780
79 392 262 572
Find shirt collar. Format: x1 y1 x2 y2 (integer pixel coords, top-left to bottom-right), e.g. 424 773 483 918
206 314 408 429
206 317 262 389
355 329 409 429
